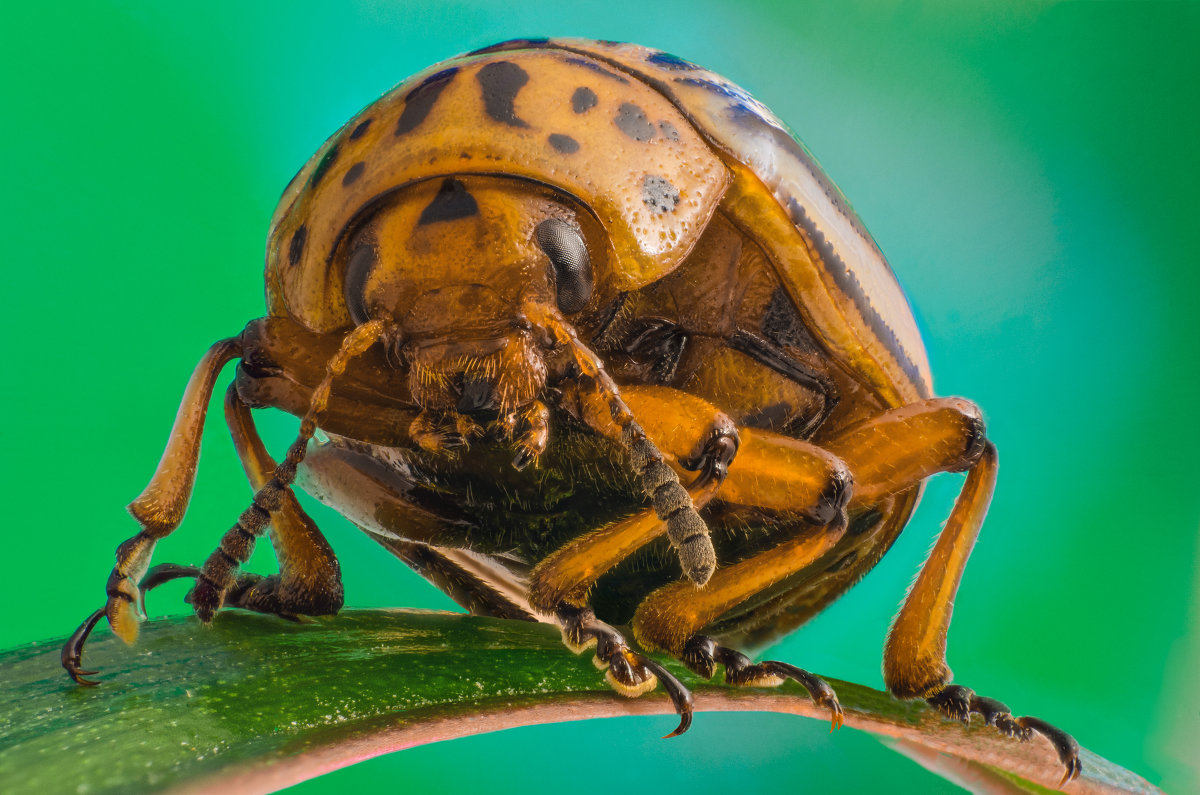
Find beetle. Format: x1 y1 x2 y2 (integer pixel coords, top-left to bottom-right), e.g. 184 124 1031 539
63 38 1080 785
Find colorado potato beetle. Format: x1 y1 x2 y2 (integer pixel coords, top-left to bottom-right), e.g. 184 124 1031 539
63 38 1080 785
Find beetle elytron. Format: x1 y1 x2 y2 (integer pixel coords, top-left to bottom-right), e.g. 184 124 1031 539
63 38 1080 785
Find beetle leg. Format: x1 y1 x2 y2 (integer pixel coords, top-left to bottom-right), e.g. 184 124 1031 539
190 320 386 623
408 410 484 457
811 400 1081 785
61 562 203 685
558 604 694 738
681 635 843 730
528 385 740 611
221 383 344 616
92 337 242 647
509 400 550 470
524 301 716 586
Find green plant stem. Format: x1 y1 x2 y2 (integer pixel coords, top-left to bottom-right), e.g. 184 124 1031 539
0 610 1159 794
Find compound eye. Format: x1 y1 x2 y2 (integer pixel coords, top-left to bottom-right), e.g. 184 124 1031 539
344 243 377 325
536 218 592 314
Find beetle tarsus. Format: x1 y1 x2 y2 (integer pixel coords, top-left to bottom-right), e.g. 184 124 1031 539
61 608 106 686
558 605 694 736
681 634 844 730
927 686 1081 787
62 563 195 686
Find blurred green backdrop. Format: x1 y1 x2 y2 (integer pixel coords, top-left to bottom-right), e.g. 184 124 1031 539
2 2 1197 792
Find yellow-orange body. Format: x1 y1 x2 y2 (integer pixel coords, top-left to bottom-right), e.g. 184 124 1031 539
65 39 1080 786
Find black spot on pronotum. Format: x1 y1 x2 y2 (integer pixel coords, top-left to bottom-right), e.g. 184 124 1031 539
395 67 458 136
342 161 365 186
615 102 656 142
548 133 579 153
349 118 372 139
477 61 530 127
642 174 679 213
647 50 698 70
311 144 339 186
343 244 376 325
571 86 598 113
288 224 307 267
418 178 479 225
536 218 592 314
658 121 680 141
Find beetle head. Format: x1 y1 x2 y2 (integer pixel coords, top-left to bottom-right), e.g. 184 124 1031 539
341 176 602 426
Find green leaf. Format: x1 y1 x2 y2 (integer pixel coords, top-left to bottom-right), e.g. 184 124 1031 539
0 610 1159 794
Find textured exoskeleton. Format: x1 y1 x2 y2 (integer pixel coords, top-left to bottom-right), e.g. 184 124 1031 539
64 38 1080 786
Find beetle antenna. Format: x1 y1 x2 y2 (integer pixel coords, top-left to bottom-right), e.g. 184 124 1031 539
191 319 388 621
522 301 716 586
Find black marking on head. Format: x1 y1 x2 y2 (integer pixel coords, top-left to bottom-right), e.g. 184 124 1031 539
477 61 530 128
783 195 927 395
615 102 656 142
658 121 680 141
418 178 479 225
564 57 629 83
342 161 366 187
288 225 307 267
647 50 698 70
641 175 679 213
311 143 340 186
548 133 579 153
468 38 550 56
343 244 376 325
395 67 458 136
349 119 372 140
571 86 598 113
536 218 592 314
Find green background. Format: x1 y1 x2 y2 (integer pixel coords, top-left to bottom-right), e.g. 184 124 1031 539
3 2 1196 793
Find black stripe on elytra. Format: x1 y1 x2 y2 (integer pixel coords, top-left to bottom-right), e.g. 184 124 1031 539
477 61 530 127
395 67 458 136
783 195 927 396
349 118 372 139
564 57 629 83
311 143 339 186
288 224 307 267
417 177 479 225
549 47 924 398
647 50 699 71
615 102 655 141
468 38 550 56
342 161 365 186
548 133 579 153
571 86 598 113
